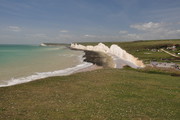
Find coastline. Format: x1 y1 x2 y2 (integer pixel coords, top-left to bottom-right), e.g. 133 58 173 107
0 48 111 87
83 50 115 68
1 40 179 119
70 43 145 68
73 48 117 73
0 62 93 87
73 50 115 73
74 64 102 73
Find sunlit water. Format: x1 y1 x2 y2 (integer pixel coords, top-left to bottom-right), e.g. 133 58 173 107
0 45 91 87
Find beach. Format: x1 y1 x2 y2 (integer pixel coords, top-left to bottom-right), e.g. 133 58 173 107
0 44 115 87
0 45 92 87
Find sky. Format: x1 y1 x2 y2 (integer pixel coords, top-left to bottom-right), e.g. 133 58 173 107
0 0 180 44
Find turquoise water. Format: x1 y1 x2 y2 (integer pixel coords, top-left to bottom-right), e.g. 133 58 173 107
0 45 49 65
0 45 91 87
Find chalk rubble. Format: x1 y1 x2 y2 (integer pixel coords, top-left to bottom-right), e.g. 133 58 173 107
70 43 145 69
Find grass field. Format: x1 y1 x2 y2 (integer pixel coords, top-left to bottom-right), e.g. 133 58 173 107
0 39 180 120
0 69 179 120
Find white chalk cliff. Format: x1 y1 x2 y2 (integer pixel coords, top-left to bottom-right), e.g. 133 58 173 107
70 43 145 68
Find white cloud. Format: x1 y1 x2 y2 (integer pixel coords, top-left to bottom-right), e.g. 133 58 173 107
8 26 22 32
59 30 69 33
130 22 163 31
3 22 179 44
122 21 180 40
84 34 89 37
83 34 96 38
125 34 141 40
54 23 180 42
119 30 128 34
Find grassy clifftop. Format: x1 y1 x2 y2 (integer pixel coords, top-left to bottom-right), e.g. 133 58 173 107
0 69 179 120
80 39 180 64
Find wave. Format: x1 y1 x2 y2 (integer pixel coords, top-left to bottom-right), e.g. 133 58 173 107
0 62 92 87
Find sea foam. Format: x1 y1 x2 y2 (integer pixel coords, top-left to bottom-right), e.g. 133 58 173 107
0 62 92 87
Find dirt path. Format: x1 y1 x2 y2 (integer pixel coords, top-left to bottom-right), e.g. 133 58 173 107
160 49 180 58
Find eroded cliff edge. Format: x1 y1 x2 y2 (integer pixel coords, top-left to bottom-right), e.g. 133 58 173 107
70 43 145 69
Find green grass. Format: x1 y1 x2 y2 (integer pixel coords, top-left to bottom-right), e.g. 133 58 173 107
80 39 180 51
0 69 179 120
0 39 180 120
80 39 180 64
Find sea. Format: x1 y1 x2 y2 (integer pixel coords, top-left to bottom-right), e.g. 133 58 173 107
0 44 92 87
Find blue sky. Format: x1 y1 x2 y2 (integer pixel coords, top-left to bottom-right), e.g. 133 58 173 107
0 0 180 44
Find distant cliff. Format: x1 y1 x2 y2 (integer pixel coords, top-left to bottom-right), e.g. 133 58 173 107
40 43 70 46
70 43 145 69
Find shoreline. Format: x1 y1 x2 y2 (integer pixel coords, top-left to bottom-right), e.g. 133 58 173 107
0 62 93 87
73 50 115 73
83 50 115 68
0 49 111 87
74 64 102 73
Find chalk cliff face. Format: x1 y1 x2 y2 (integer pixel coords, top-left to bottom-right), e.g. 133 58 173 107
70 43 145 68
